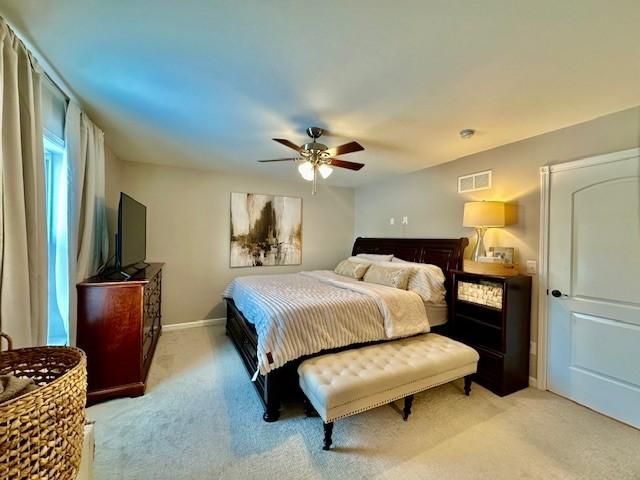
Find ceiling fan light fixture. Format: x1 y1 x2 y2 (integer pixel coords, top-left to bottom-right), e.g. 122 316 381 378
262 127 366 194
318 164 333 179
298 161 314 181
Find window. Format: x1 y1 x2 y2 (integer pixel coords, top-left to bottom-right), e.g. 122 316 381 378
44 132 69 345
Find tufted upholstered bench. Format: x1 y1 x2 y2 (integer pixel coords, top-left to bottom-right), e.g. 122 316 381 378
298 333 479 450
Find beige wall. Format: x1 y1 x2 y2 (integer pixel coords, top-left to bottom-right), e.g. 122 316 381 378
355 106 640 377
105 146 124 259
104 157 355 325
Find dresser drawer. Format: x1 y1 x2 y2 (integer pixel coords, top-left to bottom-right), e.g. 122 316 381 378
455 314 504 353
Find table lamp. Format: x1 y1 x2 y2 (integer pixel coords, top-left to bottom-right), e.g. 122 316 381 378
463 201 506 261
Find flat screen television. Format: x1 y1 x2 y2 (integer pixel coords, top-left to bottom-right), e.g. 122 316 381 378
116 192 147 272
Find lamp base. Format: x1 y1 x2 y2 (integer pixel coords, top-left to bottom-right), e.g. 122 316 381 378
471 227 487 261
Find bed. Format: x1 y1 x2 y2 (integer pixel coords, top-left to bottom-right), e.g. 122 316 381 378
225 237 469 421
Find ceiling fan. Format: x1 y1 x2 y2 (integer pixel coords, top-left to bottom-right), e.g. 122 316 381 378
258 127 365 195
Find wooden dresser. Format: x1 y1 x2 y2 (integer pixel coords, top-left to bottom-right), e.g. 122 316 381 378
451 270 532 396
77 263 163 405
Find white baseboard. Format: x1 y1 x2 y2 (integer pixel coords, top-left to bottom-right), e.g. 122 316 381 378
162 318 225 331
529 376 538 388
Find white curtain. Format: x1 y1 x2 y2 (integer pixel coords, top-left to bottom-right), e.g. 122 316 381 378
65 102 108 346
0 19 48 347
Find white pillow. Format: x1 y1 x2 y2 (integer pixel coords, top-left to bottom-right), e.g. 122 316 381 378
390 257 410 263
391 258 446 303
356 253 394 262
337 255 380 267
348 256 371 263
363 264 412 290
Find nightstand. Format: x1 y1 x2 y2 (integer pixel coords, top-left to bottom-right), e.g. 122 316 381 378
451 270 532 396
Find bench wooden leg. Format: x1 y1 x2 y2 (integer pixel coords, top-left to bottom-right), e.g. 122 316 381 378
303 396 319 417
464 375 473 396
263 406 280 422
323 422 334 450
403 394 414 421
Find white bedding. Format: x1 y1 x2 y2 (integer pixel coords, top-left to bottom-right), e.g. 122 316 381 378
224 270 430 375
425 302 448 327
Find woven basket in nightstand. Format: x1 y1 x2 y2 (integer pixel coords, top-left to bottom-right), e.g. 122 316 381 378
0 333 87 479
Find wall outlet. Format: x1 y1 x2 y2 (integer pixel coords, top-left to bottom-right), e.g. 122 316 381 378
389 217 395 225
402 216 409 225
526 260 537 274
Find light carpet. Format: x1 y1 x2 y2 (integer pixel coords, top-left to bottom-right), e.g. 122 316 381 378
88 325 640 480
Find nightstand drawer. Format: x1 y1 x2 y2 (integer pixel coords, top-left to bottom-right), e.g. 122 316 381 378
474 344 504 383
455 314 504 353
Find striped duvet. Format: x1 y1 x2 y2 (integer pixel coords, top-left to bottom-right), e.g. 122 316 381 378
223 271 430 375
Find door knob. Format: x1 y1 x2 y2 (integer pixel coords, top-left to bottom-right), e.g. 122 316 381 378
551 289 567 298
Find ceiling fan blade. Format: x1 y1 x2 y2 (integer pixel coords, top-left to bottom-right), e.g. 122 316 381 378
273 138 302 151
258 158 298 163
329 158 365 171
326 141 364 157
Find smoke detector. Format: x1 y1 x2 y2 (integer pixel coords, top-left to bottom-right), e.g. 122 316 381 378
460 129 475 139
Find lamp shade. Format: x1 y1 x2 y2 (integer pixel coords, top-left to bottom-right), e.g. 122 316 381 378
463 201 506 227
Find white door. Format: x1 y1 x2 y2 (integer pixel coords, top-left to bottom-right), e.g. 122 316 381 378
547 150 640 428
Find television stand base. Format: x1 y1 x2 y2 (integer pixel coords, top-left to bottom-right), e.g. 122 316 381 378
119 270 133 280
119 262 150 280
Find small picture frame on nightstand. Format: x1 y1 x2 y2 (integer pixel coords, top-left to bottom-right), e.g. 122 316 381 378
488 247 515 265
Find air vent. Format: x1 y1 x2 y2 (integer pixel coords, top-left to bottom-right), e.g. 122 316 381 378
458 170 492 193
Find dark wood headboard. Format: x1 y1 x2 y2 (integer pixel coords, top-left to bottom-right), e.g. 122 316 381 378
351 237 469 311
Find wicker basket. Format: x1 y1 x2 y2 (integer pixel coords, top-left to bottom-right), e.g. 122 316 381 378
0 333 87 479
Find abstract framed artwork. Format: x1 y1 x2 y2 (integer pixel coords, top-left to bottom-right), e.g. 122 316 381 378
230 192 302 267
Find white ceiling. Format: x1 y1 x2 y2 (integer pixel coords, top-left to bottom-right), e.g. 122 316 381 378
1 0 639 187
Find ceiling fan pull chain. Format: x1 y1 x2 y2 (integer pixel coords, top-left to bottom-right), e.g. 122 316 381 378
312 167 317 195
